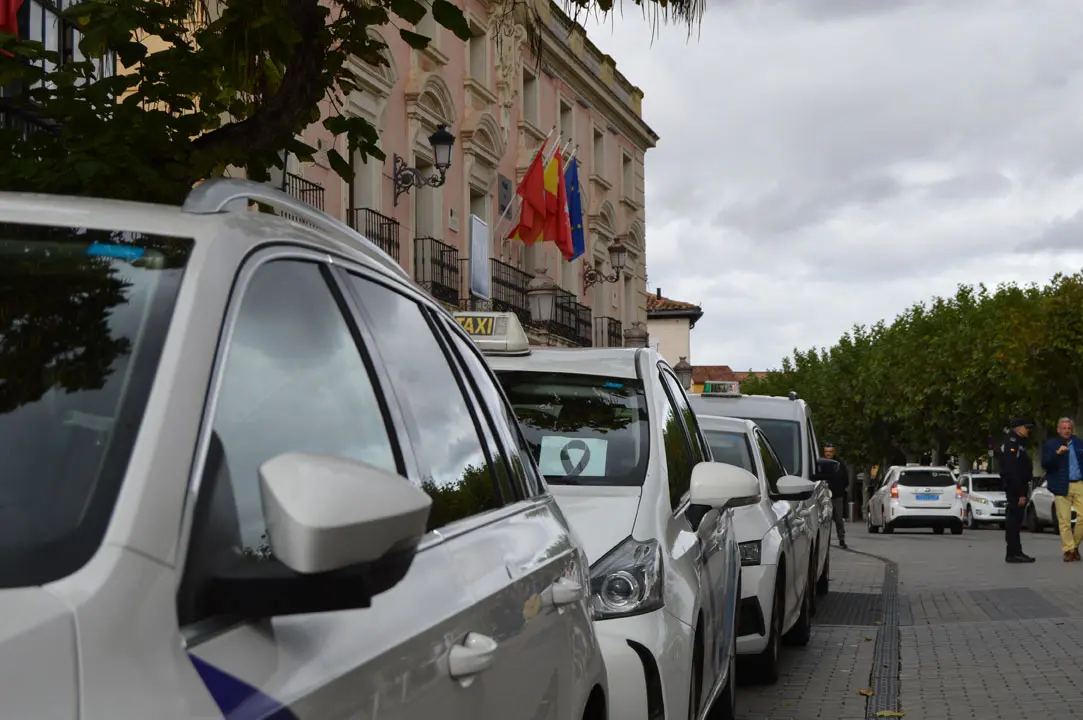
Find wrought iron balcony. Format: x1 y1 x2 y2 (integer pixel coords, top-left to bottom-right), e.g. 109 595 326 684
594 316 622 348
349 208 400 261
414 236 459 306
575 302 593 348
284 172 324 210
489 259 532 326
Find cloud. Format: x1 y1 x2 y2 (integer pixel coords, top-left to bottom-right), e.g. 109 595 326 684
588 0 1083 368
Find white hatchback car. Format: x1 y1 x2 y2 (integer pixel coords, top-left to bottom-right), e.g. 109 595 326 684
1026 476 1079 533
474 314 752 720
0 181 608 719
696 416 820 684
957 472 1007 529
866 465 964 534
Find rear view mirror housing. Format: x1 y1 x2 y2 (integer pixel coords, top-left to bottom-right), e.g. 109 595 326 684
689 461 762 509
812 457 840 482
205 453 432 619
772 474 817 501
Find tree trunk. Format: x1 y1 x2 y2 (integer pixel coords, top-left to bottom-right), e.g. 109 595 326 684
958 454 971 473
930 447 941 466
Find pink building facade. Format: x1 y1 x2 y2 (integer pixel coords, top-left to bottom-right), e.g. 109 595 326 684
290 0 657 345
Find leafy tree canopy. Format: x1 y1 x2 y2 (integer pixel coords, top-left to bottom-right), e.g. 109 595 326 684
0 0 698 204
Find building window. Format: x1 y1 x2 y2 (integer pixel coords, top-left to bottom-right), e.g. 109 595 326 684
559 99 574 143
593 128 605 175
416 1 439 51
468 25 489 86
522 69 539 126
469 188 491 229
622 152 633 199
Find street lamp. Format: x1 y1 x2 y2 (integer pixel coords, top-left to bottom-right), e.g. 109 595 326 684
527 267 559 324
673 356 693 390
583 236 629 289
393 124 456 206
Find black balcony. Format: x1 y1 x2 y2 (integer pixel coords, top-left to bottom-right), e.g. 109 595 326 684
284 172 324 210
350 208 400 261
575 303 593 347
489 258 532 326
414 236 459 306
594 316 623 348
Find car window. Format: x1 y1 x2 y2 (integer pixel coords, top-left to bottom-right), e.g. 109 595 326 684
703 430 755 474
658 369 708 461
970 475 1001 492
442 325 543 498
756 431 786 488
658 374 696 509
744 418 802 477
208 261 399 560
498 371 649 488
898 470 955 487
0 224 192 588
344 275 509 530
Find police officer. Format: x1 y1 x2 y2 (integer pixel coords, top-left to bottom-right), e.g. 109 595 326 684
1001 418 1037 563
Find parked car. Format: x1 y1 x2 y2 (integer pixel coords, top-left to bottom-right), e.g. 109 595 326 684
696 414 821 684
0 181 609 719
1026 475 1079 533
688 390 835 603
470 311 749 720
866 465 964 534
956 472 1007 529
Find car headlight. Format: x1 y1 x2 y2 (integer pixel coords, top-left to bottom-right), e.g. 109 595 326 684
738 540 761 567
972 496 989 505
589 537 664 620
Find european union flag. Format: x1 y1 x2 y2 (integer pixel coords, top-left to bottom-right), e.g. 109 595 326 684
565 157 586 261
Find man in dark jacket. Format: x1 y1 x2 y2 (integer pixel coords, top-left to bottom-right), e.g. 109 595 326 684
824 443 848 549
1001 418 1036 563
1040 417 1083 562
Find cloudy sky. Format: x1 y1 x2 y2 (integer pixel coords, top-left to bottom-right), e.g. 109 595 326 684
586 0 1083 371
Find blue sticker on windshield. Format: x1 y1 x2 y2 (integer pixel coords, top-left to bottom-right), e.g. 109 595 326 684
603 381 623 389
86 242 145 260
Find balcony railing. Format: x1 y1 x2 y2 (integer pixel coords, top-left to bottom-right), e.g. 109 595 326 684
284 172 324 210
594 316 622 348
575 302 593 347
414 236 459 306
350 208 400 261
489 259 532 326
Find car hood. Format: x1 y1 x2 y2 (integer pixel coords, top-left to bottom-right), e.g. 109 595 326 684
0 586 78 718
971 491 1006 501
549 486 642 565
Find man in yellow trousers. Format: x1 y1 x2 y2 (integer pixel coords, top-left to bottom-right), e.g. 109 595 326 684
1041 417 1083 562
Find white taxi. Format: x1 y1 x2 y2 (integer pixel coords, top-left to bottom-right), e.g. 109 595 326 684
867 465 964 534
457 311 751 720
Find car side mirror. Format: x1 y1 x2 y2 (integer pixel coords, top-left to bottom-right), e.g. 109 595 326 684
812 457 840 482
689 461 761 510
206 452 432 619
772 474 817 501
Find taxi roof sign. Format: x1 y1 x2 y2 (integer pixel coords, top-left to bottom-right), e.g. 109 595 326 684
453 311 531 356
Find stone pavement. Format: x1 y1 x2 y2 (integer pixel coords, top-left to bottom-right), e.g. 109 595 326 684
735 522 1083 719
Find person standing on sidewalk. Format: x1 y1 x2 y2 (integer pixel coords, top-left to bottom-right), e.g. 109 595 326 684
1000 418 1036 564
824 443 848 550
1040 417 1083 562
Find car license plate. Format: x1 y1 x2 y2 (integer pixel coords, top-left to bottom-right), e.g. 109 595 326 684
915 494 938 501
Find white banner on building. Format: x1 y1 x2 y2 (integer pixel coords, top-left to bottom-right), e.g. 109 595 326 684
469 214 491 301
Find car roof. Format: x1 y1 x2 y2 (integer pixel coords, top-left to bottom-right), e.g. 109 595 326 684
694 414 757 433
0 188 409 281
896 466 953 473
487 347 647 380
689 393 805 421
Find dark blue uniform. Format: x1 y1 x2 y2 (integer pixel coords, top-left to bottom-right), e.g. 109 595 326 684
1000 419 1036 563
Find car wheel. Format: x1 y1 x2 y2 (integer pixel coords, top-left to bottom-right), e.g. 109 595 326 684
783 576 812 647
965 506 979 529
1026 506 1040 533
883 520 894 534
867 512 879 534
933 526 945 535
748 574 783 684
816 548 830 596
950 522 963 536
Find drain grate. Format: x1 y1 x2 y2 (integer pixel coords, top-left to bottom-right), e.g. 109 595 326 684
815 591 884 626
866 562 900 720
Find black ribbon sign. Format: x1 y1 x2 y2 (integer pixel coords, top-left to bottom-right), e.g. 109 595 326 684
559 439 592 478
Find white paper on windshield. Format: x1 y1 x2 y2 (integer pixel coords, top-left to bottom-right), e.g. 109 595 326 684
538 436 608 478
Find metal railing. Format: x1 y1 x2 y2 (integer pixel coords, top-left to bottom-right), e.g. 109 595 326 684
594 316 622 348
349 208 400 261
575 302 592 347
414 236 459 306
490 258 532 325
284 172 324 210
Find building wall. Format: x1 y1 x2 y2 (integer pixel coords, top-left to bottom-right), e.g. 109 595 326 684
648 317 691 366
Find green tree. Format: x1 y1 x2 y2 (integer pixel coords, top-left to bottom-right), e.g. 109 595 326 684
0 0 699 203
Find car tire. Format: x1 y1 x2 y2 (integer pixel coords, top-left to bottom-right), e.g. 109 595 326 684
816 548 830 596
1025 506 1039 533
748 573 783 685
783 576 812 647
965 506 980 530
883 521 894 534
950 522 963 536
933 526 945 535
867 512 879 534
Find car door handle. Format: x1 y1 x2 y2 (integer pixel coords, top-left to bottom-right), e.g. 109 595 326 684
448 633 499 680
542 577 582 607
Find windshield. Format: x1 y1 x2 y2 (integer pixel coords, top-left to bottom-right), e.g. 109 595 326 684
703 430 755 474
0 224 191 588
497 371 649 486
899 470 955 487
969 475 1002 492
